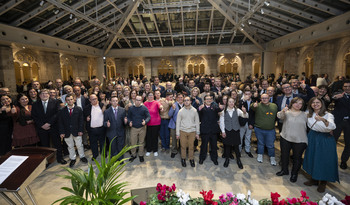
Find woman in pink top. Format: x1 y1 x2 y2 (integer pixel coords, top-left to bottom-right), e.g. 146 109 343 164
144 91 163 156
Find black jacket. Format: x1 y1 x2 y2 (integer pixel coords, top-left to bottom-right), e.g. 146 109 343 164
32 98 60 130
58 106 84 137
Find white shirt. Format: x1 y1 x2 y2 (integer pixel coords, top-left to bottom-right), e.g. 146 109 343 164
76 96 82 108
90 105 104 128
219 108 248 133
307 112 336 133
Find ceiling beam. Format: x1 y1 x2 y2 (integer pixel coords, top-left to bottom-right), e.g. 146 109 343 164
180 0 185 46
11 2 55 26
218 1 234 45
135 10 153 47
164 0 174 46
208 0 264 50
206 8 214 45
0 0 25 16
147 0 163 47
104 0 141 55
194 4 199 45
291 0 343 16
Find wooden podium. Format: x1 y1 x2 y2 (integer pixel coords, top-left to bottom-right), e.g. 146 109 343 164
0 147 56 205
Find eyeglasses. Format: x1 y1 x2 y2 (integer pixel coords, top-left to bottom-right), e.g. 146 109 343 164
282 86 291 89
184 99 191 101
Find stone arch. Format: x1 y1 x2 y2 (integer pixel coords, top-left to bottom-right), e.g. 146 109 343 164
13 49 41 85
298 46 315 78
106 58 116 79
60 55 75 81
157 59 175 76
218 55 242 74
252 56 261 76
125 58 145 78
335 38 350 79
185 56 208 74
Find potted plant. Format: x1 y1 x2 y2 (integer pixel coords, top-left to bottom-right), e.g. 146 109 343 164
53 144 137 205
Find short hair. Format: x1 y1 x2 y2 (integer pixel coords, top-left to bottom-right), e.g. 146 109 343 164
64 85 72 91
288 97 304 110
111 96 119 101
176 93 184 98
204 94 213 100
166 92 173 96
317 85 328 90
65 93 75 100
40 89 49 95
146 91 154 97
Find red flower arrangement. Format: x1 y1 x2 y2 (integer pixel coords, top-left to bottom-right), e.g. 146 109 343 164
155 183 176 202
341 195 350 205
200 190 218 205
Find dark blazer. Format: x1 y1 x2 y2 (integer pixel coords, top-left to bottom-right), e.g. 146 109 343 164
332 95 350 124
75 95 88 110
58 106 84 137
152 84 165 92
199 104 221 134
276 85 315 111
32 98 60 130
211 85 224 94
238 100 255 127
161 89 177 97
83 102 105 131
104 106 126 139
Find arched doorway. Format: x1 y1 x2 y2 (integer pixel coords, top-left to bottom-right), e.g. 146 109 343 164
106 59 116 79
60 55 75 81
345 53 350 78
158 59 174 76
187 56 205 75
304 57 314 78
13 50 40 85
127 58 144 78
219 56 240 74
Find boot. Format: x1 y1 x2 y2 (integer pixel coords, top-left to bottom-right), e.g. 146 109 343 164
317 181 327 193
304 179 318 186
237 158 243 169
223 158 229 168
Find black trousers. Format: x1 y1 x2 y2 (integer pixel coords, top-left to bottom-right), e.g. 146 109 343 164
333 120 350 163
89 127 106 158
280 137 307 175
224 144 240 159
38 128 63 161
146 125 160 152
200 134 218 161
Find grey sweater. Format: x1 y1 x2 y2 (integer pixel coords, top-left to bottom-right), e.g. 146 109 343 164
176 106 200 136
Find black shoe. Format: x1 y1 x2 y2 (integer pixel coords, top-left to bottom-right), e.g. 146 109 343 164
237 158 243 169
129 156 137 162
340 161 348 170
181 159 186 167
290 174 298 183
276 170 289 176
245 151 254 158
58 159 67 165
80 157 88 163
222 153 226 158
194 148 198 152
199 159 204 165
223 158 229 168
230 154 234 160
190 160 195 167
69 160 76 167
212 159 218 165
139 156 144 162
84 145 91 150
171 153 176 158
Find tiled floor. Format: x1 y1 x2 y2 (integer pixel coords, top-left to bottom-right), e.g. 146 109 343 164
1 136 349 205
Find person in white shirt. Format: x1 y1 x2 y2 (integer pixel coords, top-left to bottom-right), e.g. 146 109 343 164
303 97 338 193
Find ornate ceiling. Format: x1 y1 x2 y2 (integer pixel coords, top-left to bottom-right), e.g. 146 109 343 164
0 0 349 54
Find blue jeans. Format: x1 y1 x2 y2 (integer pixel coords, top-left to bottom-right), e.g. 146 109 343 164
254 127 276 157
160 119 170 149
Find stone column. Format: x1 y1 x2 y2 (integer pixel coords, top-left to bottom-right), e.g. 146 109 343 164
96 57 104 80
0 46 16 92
144 58 152 78
76 56 89 80
263 51 277 76
176 57 184 77
39 51 60 82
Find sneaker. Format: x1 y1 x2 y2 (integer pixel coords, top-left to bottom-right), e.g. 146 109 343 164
257 154 263 163
154 152 158 157
145 152 151 157
270 157 277 166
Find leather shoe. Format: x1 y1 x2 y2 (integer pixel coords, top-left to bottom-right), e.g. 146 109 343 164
58 159 67 165
129 156 137 162
317 181 327 193
181 159 186 167
190 160 195 167
237 158 243 169
69 160 76 167
304 179 318 186
223 158 229 168
139 156 144 162
340 161 348 169
230 154 235 160
80 157 88 163
212 159 218 165
276 170 289 176
199 159 204 165
171 153 176 158
245 151 254 158
290 174 298 183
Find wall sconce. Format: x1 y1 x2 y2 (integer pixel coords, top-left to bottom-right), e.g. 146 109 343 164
23 63 29 67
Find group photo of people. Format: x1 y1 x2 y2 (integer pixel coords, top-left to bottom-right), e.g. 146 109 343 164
1 72 349 194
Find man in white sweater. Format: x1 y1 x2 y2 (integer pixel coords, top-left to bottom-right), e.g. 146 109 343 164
176 96 200 167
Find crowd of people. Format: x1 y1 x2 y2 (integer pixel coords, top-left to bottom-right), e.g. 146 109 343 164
0 71 349 193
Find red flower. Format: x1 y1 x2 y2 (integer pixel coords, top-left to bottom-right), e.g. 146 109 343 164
200 190 215 204
341 195 350 205
306 201 318 205
271 192 281 205
300 190 309 200
140 201 147 205
157 194 165 201
171 183 176 192
287 198 298 204
156 183 162 192
279 199 287 205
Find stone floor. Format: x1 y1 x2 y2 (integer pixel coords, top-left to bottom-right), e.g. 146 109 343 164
1 136 349 205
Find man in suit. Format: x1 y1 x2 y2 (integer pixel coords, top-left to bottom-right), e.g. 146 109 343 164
198 95 222 165
161 81 177 97
168 93 184 158
84 94 106 160
55 78 65 97
104 96 128 159
332 80 350 170
32 89 67 164
59 94 87 167
211 77 224 95
152 77 165 93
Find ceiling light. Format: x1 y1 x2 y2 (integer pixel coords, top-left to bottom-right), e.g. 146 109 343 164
107 33 109 37
70 14 73 19
54 10 59 15
248 20 252 24
264 1 270 6
74 18 77 23
22 46 25 49
240 28 244 31
260 9 264 14
103 57 106 60
39 1 44 6
241 23 245 27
